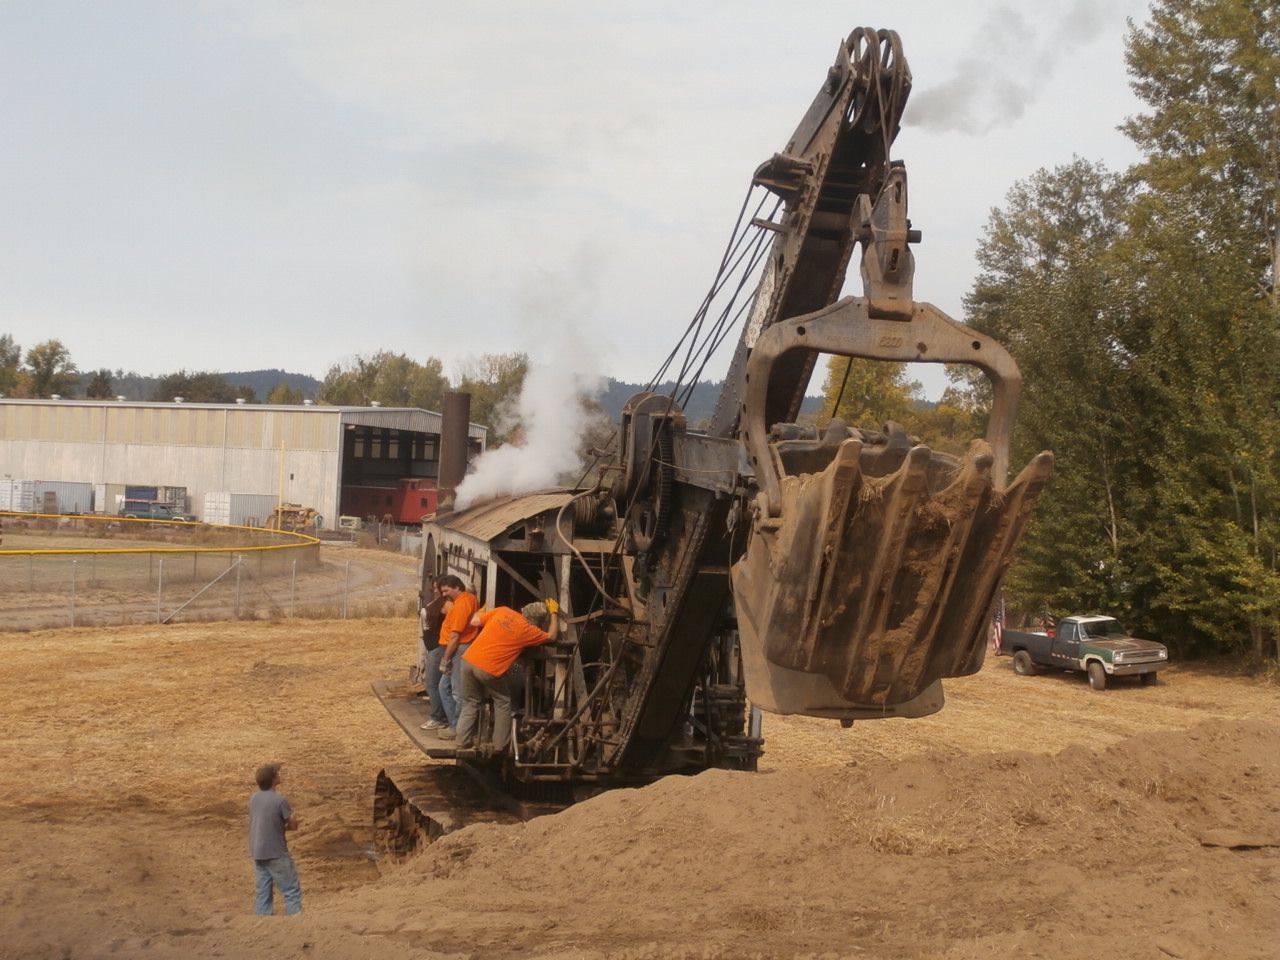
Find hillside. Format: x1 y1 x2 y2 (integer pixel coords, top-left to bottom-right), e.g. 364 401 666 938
77 369 821 420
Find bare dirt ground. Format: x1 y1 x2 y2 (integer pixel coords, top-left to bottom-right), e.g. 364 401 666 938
1 618 1276 960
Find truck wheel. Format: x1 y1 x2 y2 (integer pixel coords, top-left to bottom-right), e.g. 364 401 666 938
1141 672 1159 686
1087 661 1107 691
1013 650 1036 676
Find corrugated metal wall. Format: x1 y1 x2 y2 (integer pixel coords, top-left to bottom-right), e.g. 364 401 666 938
1 440 342 525
0 401 485 528
0 403 343 525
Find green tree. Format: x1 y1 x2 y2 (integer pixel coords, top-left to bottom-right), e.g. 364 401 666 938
817 357 920 431
85 369 115 399
0 334 20 396
455 353 529 445
1120 0 1280 656
318 352 447 410
25 339 79 397
964 159 1139 621
1124 0 1279 306
150 371 254 403
909 386 988 457
267 382 305 404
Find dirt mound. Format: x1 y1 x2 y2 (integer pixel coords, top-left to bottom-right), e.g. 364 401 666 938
88 720 1279 960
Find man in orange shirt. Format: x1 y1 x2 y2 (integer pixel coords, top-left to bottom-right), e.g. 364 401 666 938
433 575 479 739
457 600 560 753
417 578 449 729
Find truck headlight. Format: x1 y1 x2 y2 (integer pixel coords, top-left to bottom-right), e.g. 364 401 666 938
1158 649 1167 659
1113 652 1125 663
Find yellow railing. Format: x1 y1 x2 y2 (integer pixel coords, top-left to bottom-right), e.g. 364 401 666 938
0 511 319 556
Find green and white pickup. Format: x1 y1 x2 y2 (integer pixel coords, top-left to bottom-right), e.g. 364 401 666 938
1000 615 1168 691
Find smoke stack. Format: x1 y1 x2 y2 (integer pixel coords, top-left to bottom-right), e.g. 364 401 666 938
437 391 471 514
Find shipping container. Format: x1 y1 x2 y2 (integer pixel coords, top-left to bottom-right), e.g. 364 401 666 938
203 492 280 527
157 485 189 512
93 483 128 515
125 485 159 501
0 479 36 512
32 481 94 514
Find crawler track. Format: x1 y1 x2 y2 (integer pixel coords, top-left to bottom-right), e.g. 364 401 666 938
373 764 521 858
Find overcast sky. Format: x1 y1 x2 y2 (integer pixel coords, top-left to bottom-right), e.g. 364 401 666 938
1 1 1151 397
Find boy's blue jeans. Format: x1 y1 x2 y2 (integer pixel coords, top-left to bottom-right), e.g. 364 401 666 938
437 642 470 728
253 856 302 915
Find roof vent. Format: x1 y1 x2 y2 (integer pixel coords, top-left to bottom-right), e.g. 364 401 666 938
173 396 184 403
370 400 382 407
116 395 127 402
51 394 62 400
303 399 314 406
235 397 247 405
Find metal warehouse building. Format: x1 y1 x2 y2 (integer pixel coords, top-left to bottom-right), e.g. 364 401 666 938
0 399 487 528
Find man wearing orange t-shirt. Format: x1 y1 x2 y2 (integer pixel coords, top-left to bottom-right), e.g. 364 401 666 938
434 575 479 738
456 601 559 752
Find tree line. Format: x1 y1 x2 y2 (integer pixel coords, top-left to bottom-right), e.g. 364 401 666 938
819 0 1278 659
0 342 539 443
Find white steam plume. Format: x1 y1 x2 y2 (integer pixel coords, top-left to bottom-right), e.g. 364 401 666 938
454 261 605 509
908 0 1113 134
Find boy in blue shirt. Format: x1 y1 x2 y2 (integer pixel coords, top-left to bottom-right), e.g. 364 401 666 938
247 763 301 915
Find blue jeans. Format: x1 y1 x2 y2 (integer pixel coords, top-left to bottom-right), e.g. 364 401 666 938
424 645 447 723
437 642 470 729
254 856 302 915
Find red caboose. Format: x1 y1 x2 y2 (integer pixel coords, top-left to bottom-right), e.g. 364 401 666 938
340 478 438 525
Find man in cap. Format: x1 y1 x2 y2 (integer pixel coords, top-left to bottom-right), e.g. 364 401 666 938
433 574 479 739
456 599 560 753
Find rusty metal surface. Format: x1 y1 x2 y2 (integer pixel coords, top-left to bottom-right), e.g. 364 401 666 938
742 298 1026 511
435 491 577 544
437 392 473 512
733 441 1054 713
373 764 523 858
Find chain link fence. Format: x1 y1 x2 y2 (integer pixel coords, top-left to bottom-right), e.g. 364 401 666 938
0 512 413 629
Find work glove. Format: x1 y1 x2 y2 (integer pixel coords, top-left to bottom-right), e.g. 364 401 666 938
545 597 560 615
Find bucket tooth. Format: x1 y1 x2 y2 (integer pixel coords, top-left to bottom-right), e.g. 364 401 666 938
845 440 997 703
794 437 863 671
929 449 1055 679
830 444 934 700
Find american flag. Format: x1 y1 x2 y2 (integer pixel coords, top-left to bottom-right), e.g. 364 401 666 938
990 595 1005 653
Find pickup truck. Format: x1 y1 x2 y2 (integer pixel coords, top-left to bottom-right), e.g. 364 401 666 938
119 500 197 522
1001 615 1168 690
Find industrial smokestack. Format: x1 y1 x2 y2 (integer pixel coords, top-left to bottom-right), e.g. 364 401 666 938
437 391 471 515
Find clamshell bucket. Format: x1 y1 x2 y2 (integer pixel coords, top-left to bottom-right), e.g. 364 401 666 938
732 298 1054 719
